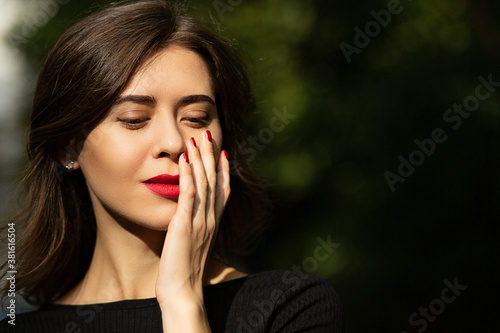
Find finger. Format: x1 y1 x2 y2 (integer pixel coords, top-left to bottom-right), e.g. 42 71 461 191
171 152 195 231
159 152 193 279
215 150 230 223
187 136 207 222
199 130 217 220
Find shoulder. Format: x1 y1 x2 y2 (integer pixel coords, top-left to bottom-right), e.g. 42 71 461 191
0 309 44 333
239 270 341 305
0 316 14 332
0 304 79 332
226 270 344 333
0 298 162 332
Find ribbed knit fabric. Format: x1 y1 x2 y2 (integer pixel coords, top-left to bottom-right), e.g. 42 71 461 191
0 270 344 332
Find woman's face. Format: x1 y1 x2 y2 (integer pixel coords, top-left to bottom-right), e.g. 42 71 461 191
76 46 222 230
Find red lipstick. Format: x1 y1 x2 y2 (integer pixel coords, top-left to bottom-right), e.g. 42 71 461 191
143 174 180 197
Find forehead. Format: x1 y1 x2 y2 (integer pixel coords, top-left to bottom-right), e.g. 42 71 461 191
122 46 214 97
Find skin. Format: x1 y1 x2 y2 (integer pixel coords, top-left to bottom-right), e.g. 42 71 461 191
56 46 246 332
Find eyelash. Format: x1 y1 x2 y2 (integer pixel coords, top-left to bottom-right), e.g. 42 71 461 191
118 117 209 130
183 117 209 127
119 118 149 130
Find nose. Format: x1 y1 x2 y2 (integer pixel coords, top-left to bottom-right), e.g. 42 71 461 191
152 115 185 161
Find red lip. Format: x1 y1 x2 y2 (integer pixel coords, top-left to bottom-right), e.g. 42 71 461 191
144 174 179 184
143 174 179 197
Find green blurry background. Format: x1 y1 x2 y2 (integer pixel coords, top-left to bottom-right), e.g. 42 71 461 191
1 0 498 331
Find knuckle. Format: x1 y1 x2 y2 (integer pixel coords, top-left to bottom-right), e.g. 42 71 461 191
208 175 217 186
185 187 196 199
204 222 213 232
199 179 209 191
169 219 192 235
206 221 216 234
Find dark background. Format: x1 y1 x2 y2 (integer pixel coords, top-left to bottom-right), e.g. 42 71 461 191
2 0 499 332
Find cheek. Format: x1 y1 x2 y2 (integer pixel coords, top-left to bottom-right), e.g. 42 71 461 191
210 122 223 156
78 129 147 186
214 135 223 158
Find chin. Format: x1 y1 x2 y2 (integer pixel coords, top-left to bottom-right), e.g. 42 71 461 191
126 210 177 233
101 203 175 234
139 220 171 232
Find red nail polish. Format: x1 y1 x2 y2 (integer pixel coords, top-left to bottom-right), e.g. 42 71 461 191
190 137 197 148
183 153 189 163
206 130 212 143
223 150 229 160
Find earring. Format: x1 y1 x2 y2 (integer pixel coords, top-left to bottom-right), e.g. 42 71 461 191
65 160 75 171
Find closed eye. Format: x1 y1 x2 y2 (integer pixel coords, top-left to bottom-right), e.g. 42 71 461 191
183 117 210 127
119 118 149 130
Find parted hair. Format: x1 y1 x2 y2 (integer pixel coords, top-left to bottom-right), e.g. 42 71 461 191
1 0 269 306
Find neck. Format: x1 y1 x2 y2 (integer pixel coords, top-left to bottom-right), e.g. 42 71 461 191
55 206 247 305
59 213 166 304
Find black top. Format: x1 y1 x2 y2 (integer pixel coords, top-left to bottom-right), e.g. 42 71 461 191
0 270 344 332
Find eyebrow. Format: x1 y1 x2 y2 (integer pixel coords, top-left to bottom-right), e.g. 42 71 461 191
113 95 156 105
112 94 215 108
176 94 215 108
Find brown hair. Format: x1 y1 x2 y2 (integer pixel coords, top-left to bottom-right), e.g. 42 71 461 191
1 0 269 306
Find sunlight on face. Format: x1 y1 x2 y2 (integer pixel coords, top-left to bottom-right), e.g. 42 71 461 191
77 46 222 231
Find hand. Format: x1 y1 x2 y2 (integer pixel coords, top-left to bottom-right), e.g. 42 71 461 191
155 130 230 332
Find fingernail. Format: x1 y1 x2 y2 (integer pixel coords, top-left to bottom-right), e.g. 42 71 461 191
223 150 229 160
183 153 189 163
206 130 212 143
190 137 197 148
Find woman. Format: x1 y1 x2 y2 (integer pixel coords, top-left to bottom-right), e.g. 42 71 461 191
0 1 343 332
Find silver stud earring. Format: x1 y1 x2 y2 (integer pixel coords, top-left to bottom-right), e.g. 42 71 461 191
65 160 75 171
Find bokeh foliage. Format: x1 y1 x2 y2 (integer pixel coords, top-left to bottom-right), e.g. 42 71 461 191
5 0 499 331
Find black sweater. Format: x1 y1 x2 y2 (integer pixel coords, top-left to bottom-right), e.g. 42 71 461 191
0 270 344 332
